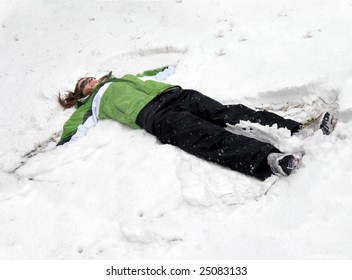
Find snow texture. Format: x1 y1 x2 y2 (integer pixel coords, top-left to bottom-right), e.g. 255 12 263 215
0 0 352 259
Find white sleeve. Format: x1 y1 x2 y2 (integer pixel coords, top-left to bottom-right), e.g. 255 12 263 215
70 114 98 142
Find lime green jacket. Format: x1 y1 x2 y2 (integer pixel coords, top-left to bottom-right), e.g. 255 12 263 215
58 67 177 145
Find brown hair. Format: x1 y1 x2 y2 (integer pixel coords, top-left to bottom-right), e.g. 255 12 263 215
57 73 111 109
57 79 84 109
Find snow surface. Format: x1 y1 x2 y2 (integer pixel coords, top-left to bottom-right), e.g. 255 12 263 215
1 0 352 259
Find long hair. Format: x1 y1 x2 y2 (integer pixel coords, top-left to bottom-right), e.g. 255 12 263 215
57 79 84 109
57 73 111 109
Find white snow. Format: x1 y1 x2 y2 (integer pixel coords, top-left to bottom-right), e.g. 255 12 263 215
1 0 352 260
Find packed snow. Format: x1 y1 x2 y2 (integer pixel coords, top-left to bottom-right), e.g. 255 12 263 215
1 0 352 259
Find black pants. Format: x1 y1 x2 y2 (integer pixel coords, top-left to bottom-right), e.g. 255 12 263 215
136 88 301 180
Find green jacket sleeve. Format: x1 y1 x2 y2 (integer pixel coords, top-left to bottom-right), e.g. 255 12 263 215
135 66 168 77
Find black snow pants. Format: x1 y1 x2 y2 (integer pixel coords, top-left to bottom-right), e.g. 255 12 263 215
136 88 301 180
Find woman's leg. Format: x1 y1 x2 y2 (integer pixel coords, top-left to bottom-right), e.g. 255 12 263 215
156 109 278 180
136 88 293 180
177 89 302 133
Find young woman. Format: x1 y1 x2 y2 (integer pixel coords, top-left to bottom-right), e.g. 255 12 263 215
57 66 335 180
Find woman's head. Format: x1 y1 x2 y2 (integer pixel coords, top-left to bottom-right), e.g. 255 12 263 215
58 76 99 109
77 77 100 96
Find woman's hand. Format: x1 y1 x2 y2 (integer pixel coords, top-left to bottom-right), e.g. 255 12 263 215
98 71 112 82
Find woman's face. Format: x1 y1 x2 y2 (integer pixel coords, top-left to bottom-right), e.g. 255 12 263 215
77 77 99 96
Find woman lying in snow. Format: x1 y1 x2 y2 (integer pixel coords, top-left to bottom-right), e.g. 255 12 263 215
57 65 335 180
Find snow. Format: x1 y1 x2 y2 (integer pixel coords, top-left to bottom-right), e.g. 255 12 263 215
1 0 352 260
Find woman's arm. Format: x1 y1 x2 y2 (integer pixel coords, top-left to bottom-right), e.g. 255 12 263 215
98 71 113 83
136 65 176 81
